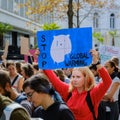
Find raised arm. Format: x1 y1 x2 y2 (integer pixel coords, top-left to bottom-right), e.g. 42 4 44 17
44 70 69 100
90 50 112 103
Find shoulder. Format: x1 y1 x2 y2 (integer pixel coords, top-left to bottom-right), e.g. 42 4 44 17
113 76 120 83
0 95 12 110
4 103 30 120
15 93 27 103
58 103 75 120
56 102 72 113
11 108 30 120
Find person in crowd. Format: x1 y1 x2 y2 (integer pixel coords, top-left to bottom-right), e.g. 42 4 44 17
54 69 70 84
32 62 40 75
62 68 72 78
43 49 112 120
111 56 120 114
6 60 24 93
15 61 23 75
111 56 119 68
0 94 31 120
98 60 120 120
0 70 33 116
21 63 34 80
23 73 75 120
89 64 100 84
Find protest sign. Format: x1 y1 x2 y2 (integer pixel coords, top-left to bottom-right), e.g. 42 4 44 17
99 45 120 65
3 40 9 59
20 37 29 55
37 27 92 69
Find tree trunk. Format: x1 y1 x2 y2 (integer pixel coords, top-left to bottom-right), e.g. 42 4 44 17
67 0 73 28
112 37 115 46
77 0 80 28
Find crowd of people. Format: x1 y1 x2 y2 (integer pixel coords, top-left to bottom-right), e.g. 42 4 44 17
0 48 120 120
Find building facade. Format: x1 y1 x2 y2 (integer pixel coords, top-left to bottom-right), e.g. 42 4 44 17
53 0 120 48
0 0 53 50
0 0 120 51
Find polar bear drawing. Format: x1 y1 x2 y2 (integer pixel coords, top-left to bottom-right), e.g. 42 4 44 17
50 35 72 63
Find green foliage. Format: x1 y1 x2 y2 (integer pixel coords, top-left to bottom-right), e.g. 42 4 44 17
93 32 104 43
0 23 13 34
109 30 117 37
34 44 38 49
42 23 60 30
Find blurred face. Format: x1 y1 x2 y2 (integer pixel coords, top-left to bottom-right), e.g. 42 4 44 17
24 86 43 107
104 62 114 75
71 69 85 89
21 69 26 78
7 65 17 76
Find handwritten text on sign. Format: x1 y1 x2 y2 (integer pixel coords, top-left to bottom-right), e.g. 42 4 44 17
37 27 92 69
99 45 120 65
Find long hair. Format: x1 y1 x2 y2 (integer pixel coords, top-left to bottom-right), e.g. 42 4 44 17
68 67 96 92
105 60 118 72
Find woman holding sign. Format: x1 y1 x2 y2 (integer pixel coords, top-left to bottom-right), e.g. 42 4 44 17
43 50 112 120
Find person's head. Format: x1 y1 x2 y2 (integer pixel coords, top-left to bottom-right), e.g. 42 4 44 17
23 73 54 107
21 63 34 79
0 70 11 97
32 63 39 75
89 64 98 77
15 61 22 75
111 56 119 67
104 60 118 75
62 68 72 78
6 60 17 76
69 67 95 92
54 69 65 82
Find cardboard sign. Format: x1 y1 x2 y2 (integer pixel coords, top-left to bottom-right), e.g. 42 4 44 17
37 27 92 69
20 37 29 55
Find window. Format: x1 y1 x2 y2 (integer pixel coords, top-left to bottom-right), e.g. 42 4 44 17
8 0 13 12
1 0 7 10
110 13 115 29
3 32 12 47
93 12 99 29
13 0 20 15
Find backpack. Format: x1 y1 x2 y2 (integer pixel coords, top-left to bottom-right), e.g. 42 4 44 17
86 91 97 120
0 102 30 120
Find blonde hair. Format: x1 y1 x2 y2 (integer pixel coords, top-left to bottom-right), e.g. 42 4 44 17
68 67 96 92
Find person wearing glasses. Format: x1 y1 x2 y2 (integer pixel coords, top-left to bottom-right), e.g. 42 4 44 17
23 73 75 120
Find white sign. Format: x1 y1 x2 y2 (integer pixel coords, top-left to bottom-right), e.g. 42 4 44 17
99 45 120 65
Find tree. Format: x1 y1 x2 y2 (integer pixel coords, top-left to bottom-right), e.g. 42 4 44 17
20 0 118 28
0 23 13 35
42 23 60 30
93 32 104 43
109 30 119 46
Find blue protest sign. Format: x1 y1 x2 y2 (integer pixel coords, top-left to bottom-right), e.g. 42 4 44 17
37 27 92 69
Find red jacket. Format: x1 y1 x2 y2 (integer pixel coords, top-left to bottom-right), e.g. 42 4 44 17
44 67 112 120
